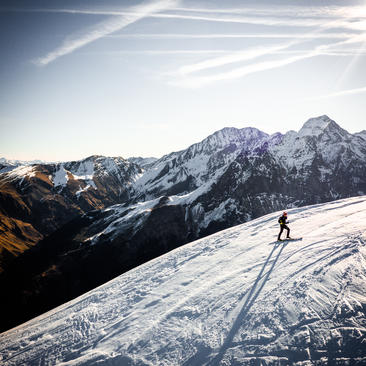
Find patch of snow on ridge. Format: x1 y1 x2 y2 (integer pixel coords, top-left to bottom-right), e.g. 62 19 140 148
53 164 68 187
96 157 129 177
76 185 93 197
70 160 97 190
5 165 36 181
71 160 94 181
201 198 238 229
88 193 204 244
86 198 163 244
1 196 366 365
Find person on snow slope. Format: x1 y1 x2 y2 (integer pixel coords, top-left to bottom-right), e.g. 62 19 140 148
278 211 291 241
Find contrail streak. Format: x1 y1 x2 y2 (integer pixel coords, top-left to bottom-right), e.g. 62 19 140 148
34 0 179 66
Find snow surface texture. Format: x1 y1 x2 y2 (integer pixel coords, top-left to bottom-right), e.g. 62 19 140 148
1 196 366 365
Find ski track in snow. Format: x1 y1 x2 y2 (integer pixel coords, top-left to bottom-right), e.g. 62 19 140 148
1 196 366 365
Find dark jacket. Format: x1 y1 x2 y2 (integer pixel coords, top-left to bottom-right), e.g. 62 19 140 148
278 215 288 226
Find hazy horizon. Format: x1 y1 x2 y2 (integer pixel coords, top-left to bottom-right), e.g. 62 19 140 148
1 0 365 161
0 114 364 163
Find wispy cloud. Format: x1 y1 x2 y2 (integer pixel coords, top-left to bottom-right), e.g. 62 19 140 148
34 0 179 66
27 1 366 89
12 5 365 31
5 4 365 19
166 5 366 36
107 32 355 40
147 12 366 32
82 49 230 55
5 4 366 32
172 5 366 19
170 51 320 88
177 42 297 75
149 12 332 28
4 4 366 18
308 86 366 100
168 30 366 88
81 48 366 58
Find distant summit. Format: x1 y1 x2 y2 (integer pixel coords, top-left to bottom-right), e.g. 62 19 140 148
299 115 333 134
298 115 349 139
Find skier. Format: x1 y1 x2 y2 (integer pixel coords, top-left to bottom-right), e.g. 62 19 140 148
278 211 291 241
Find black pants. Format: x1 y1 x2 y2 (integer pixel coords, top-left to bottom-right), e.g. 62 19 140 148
278 225 290 240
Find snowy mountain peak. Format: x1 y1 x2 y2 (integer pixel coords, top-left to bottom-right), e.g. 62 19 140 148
297 115 350 141
298 115 335 137
132 125 283 199
191 126 276 159
211 126 268 144
269 115 366 173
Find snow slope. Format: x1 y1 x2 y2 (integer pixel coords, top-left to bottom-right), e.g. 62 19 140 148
1 197 366 365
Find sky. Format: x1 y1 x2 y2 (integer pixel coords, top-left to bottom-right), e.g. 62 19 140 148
1 0 366 161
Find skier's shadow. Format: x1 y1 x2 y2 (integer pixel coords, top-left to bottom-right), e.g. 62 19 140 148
208 241 287 366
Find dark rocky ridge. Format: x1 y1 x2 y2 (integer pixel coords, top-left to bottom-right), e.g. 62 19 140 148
0 156 141 271
0 203 194 331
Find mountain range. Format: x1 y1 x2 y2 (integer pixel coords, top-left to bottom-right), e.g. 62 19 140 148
0 115 366 332
0 156 142 269
1 196 366 365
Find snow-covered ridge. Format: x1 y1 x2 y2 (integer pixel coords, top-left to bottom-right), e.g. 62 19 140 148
0 155 141 196
128 156 158 169
52 159 97 190
356 130 366 141
1 196 366 365
132 126 284 200
84 193 208 245
130 115 366 210
2 115 364 200
0 158 55 174
0 157 53 166
0 165 37 184
270 115 366 171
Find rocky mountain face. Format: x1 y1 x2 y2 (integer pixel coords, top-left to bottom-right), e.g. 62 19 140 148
127 156 158 169
1 115 366 332
0 155 141 271
356 130 366 140
131 127 282 201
